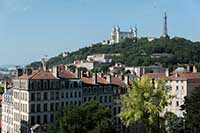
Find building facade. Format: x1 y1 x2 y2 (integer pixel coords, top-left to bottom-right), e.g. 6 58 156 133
2 64 129 133
2 89 14 133
146 66 200 117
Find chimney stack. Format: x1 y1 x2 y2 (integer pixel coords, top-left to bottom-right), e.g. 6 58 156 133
106 74 111 83
75 68 81 78
93 73 97 84
186 65 190 72
192 65 197 73
4 81 8 93
165 68 169 77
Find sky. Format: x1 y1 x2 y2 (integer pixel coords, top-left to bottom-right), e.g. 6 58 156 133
0 0 200 65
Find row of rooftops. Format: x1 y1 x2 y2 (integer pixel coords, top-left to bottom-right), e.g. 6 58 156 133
16 65 128 88
145 66 200 80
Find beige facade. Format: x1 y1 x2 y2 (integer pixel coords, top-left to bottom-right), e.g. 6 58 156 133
146 67 200 117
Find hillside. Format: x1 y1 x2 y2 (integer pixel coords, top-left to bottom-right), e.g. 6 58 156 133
28 37 200 71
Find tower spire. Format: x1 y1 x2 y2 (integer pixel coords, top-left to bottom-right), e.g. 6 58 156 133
161 12 169 38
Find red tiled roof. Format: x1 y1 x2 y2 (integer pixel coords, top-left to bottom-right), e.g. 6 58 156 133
19 70 56 80
81 76 127 87
111 77 127 87
58 70 76 78
145 72 200 80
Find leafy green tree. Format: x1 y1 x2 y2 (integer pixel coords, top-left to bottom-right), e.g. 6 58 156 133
163 112 184 132
181 87 200 132
118 76 169 132
47 100 118 133
0 86 4 94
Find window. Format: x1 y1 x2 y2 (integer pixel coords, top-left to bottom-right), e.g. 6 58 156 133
56 92 59 100
50 103 54 111
44 92 48 100
109 96 112 103
104 96 107 103
74 82 78 88
176 101 179 106
61 102 64 108
31 104 35 113
66 92 68 98
61 92 64 98
31 93 35 101
37 92 41 101
78 91 81 97
44 103 48 112
31 116 35 125
55 103 59 111
176 86 179 91
50 92 54 100
70 92 73 98
44 115 47 123
37 115 40 124
84 97 87 102
74 92 77 97
37 104 41 112
100 96 103 103
50 114 54 122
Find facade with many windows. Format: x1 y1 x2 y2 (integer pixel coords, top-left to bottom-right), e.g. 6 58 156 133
2 65 128 133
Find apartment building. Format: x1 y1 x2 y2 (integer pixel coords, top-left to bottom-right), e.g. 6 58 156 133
2 88 14 133
2 64 129 133
146 66 200 117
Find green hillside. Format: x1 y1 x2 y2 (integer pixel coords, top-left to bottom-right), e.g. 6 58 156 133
28 37 200 71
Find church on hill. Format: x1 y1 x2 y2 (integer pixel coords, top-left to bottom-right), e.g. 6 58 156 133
102 26 137 45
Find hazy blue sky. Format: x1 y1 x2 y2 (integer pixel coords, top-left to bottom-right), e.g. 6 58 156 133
0 0 200 65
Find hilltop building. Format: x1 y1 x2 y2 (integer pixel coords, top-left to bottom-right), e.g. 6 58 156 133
87 53 120 63
102 26 137 45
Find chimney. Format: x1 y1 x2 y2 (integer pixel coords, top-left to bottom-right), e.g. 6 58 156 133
42 57 48 71
75 68 81 78
16 68 23 77
93 73 97 84
165 68 169 77
186 65 190 72
124 75 129 85
175 73 179 77
4 81 8 93
53 66 59 78
106 74 111 83
192 65 197 73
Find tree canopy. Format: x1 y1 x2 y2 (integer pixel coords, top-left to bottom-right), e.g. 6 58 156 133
118 76 169 132
181 87 200 132
47 100 118 133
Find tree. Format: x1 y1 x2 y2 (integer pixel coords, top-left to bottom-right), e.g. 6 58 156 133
118 76 169 132
0 86 4 94
181 87 200 132
163 112 184 132
47 100 118 133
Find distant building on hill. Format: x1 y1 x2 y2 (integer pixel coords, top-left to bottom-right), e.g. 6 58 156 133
103 26 137 45
87 53 120 63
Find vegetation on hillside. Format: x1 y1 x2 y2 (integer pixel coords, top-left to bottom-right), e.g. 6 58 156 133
28 37 200 71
